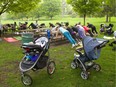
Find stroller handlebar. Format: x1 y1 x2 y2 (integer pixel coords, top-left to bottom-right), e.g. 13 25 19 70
97 40 109 49
75 50 83 56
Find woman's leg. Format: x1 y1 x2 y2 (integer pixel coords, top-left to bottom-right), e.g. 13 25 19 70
64 32 76 44
88 30 93 37
93 27 98 34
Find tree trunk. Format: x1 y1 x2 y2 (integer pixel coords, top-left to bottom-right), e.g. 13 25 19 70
83 14 86 25
50 16 53 20
109 16 111 22
106 14 109 22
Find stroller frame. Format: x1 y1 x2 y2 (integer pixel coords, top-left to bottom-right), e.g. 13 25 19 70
19 37 56 86
71 36 109 79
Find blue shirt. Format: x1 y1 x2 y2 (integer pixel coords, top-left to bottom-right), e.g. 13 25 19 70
59 27 68 33
77 25 86 38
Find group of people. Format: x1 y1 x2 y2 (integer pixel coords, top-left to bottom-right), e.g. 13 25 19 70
49 22 98 48
100 23 114 35
0 20 46 36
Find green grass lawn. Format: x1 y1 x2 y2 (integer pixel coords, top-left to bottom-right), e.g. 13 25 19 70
0 17 116 87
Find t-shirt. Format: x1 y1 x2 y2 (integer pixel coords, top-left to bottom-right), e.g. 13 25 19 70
83 26 89 32
77 25 86 38
59 27 68 33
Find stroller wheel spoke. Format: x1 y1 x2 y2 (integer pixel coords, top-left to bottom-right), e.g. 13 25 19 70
81 71 89 80
93 64 101 71
47 61 55 75
21 74 33 86
71 61 78 69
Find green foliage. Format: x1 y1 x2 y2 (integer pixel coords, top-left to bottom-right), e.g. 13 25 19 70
67 0 101 16
67 0 102 25
101 0 116 16
0 0 41 15
40 0 61 19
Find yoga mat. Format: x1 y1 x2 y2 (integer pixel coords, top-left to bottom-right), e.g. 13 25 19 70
103 36 115 40
14 36 22 40
4 37 18 42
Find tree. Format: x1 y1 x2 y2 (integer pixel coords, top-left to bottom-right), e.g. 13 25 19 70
0 0 41 16
101 0 116 22
28 5 43 20
40 0 61 19
67 0 101 25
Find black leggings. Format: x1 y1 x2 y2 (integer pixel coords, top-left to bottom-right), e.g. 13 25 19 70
92 26 98 34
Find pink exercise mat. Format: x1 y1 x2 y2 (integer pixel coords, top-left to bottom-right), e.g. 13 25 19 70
4 37 19 42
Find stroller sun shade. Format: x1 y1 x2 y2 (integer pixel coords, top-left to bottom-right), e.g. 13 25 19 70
83 36 102 60
34 37 48 47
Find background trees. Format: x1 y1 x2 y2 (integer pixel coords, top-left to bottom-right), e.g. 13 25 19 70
0 0 41 16
40 0 61 19
101 0 116 22
0 0 115 23
67 0 101 25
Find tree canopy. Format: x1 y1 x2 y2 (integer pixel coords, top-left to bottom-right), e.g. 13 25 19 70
100 0 116 22
67 0 101 25
0 0 41 15
40 0 61 19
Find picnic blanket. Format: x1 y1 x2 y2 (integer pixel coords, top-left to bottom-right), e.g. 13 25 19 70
4 37 18 42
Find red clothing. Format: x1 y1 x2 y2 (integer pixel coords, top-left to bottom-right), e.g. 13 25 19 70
83 26 89 33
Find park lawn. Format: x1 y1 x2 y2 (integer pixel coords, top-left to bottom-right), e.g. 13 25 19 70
0 17 116 87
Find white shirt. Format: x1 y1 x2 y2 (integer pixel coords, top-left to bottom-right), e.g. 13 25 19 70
114 31 116 37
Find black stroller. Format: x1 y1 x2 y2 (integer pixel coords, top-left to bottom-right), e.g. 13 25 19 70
105 23 114 35
71 36 109 79
19 37 55 86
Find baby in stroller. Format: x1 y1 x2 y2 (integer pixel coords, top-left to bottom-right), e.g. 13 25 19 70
71 36 109 79
19 36 55 86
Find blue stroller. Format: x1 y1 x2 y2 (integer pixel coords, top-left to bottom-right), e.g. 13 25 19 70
19 36 55 86
71 36 109 79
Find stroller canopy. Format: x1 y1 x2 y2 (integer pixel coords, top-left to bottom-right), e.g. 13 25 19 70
83 36 102 60
35 37 48 47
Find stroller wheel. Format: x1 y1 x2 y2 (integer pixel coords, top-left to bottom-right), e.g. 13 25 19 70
71 61 78 69
81 71 89 80
21 74 33 86
47 61 56 75
93 64 101 71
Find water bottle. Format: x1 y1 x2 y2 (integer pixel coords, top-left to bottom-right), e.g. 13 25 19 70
47 29 50 39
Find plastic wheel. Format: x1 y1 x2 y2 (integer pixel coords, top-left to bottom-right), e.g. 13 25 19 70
71 61 78 69
47 61 55 75
81 71 89 80
21 74 33 86
93 64 101 71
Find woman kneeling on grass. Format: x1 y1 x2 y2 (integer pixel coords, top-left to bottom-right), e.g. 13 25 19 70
56 23 78 48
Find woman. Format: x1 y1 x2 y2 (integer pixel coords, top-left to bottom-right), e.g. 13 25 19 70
56 23 78 48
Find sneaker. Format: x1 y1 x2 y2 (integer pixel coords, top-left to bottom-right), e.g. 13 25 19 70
72 44 75 48
78 42 82 46
75 43 78 46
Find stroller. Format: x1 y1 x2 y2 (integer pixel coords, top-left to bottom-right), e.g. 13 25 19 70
71 36 109 79
19 36 55 86
105 23 114 35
